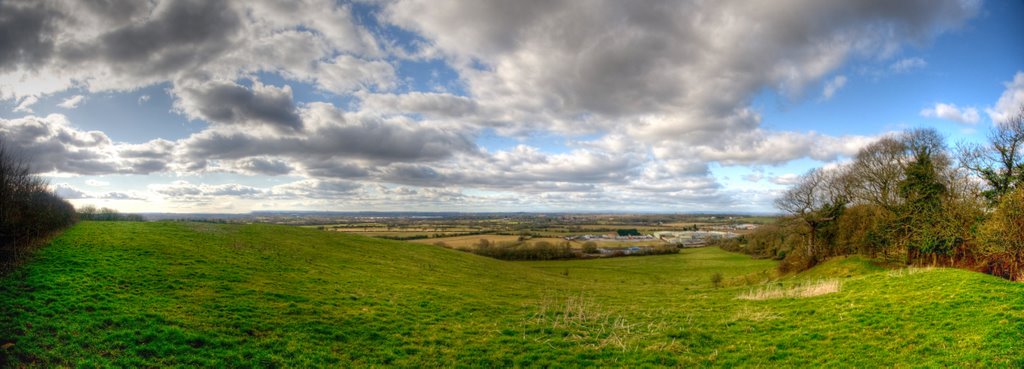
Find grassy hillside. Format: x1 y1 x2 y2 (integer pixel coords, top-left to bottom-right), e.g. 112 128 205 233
2 222 1023 367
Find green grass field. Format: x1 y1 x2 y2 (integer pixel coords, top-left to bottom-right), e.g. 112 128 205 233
2 221 1023 367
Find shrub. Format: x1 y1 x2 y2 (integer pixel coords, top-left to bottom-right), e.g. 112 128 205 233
778 252 815 275
635 245 680 256
582 241 599 254
978 187 1024 280
715 223 800 260
469 240 575 261
710 273 723 288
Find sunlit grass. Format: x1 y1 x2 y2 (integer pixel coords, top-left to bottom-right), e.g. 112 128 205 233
1 221 1022 367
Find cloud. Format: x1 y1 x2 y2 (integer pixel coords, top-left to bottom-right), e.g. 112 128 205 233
13 96 37 113
743 171 765 182
235 157 293 176
53 184 88 199
370 140 650 191
173 79 303 131
86 179 110 187
0 0 392 102
244 0 380 56
118 139 175 159
770 173 802 185
921 103 981 125
0 114 171 175
151 181 264 199
0 0 238 98
51 184 143 201
0 0 992 212
821 75 848 101
100 192 145 200
889 57 927 73
300 159 370 179
656 130 877 166
57 95 85 109
180 103 477 165
0 1 56 72
72 0 243 79
385 0 978 136
271 179 362 199
987 71 1024 124
358 92 479 118
0 105 477 182
306 55 396 93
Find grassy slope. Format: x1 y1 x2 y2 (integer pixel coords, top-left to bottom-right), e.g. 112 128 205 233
1 222 1022 367
783 255 887 280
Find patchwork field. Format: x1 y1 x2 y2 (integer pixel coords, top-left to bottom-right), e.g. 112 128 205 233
1 221 1022 367
411 234 525 248
413 234 668 250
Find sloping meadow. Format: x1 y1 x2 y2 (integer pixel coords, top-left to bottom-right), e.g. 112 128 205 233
1 222 1022 367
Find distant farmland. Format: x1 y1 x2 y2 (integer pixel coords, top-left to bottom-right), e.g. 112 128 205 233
412 234 668 250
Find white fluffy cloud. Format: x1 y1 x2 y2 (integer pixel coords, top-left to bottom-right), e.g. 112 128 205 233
921 103 981 125
654 130 877 167
13 96 38 113
57 95 85 109
0 114 170 175
987 71 1024 124
53 184 88 199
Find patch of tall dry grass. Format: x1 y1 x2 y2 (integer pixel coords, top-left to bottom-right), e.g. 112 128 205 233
886 266 934 277
737 279 841 300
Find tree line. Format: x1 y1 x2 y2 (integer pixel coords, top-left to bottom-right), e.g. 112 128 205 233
721 106 1024 280
76 205 145 222
0 141 77 273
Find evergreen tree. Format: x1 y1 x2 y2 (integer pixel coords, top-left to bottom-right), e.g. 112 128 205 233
896 147 951 264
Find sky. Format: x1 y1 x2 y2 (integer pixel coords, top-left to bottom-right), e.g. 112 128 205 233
0 0 1022 214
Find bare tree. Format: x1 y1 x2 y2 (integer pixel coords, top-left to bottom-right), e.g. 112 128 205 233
775 167 850 264
848 136 907 211
957 105 1024 204
901 128 952 172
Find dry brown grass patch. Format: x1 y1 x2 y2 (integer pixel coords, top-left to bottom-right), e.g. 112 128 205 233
737 279 841 300
886 266 935 278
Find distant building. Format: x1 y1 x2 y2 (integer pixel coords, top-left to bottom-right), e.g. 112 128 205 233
653 230 738 247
